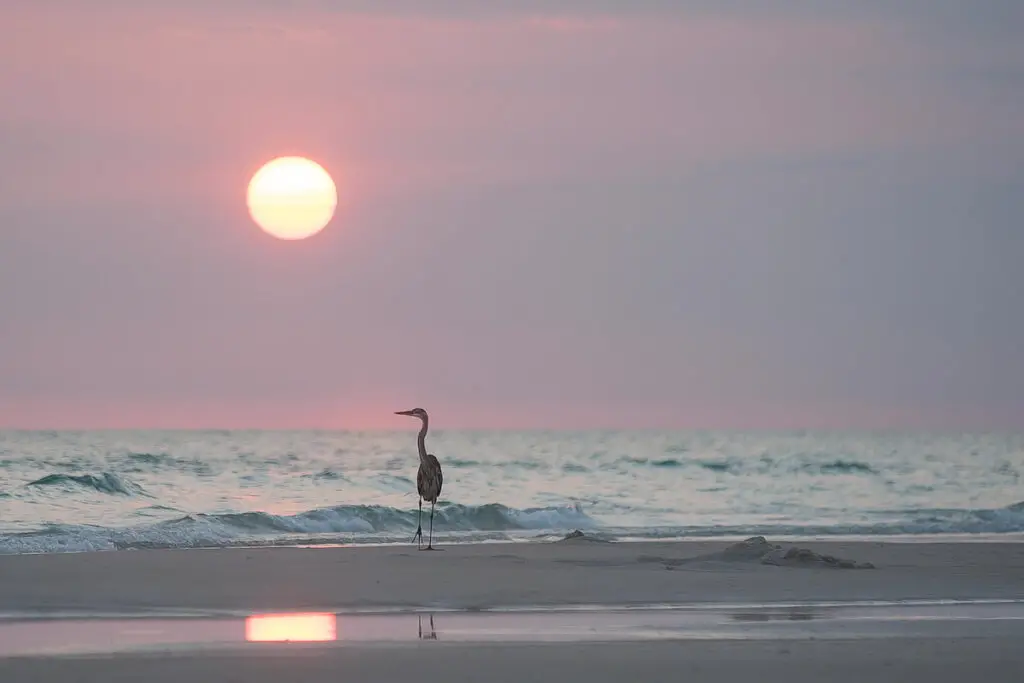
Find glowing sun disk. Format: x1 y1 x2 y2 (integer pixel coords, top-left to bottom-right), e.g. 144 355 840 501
247 156 337 240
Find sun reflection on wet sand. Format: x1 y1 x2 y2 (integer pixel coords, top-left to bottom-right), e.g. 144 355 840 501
2 601 1023 657
244 613 337 642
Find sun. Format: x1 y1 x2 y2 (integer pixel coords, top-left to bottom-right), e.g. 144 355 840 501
246 156 338 240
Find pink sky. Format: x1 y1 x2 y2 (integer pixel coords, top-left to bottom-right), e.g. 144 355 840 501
1 1 1022 430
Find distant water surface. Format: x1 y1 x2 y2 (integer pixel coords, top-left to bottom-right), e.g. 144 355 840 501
0 430 1021 554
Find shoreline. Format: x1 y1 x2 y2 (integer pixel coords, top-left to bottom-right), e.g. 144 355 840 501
5 531 1024 558
3 596 1023 621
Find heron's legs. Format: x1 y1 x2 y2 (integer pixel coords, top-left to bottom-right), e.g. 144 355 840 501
413 498 423 549
427 500 435 549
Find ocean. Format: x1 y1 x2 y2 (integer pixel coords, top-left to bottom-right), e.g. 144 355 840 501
1 430 1022 554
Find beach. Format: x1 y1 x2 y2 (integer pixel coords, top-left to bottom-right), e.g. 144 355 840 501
2 538 1023 681
2 538 1023 613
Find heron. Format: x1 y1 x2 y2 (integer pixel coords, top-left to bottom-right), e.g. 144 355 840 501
395 407 443 550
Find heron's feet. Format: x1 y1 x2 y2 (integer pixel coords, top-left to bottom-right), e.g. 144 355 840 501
412 526 423 548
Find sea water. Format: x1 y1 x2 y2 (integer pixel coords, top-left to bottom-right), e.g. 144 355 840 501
0 430 1021 554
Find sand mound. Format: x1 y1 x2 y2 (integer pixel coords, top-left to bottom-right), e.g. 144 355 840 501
556 530 611 544
691 536 875 569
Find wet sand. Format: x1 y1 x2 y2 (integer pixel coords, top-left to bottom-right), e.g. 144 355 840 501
0 538 1022 613
2 638 1023 683
1 539 1023 681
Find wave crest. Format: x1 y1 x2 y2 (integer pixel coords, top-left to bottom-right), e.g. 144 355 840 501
606 455 879 475
813 460 877 475
26 472 147 496
180 501 593 535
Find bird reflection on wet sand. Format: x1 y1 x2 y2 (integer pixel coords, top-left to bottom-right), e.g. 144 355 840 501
418 614 437 640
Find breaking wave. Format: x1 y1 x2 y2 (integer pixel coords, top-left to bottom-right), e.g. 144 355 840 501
0 502 596 554
624 503 1024 540
2 502 1023 555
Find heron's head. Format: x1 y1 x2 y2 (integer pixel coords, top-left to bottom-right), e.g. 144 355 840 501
395 408 428 420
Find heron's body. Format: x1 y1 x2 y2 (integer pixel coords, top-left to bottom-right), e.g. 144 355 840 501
417 453 443 504
396 407 444 550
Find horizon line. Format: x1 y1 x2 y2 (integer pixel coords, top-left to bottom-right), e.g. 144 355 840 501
0 425 1020 436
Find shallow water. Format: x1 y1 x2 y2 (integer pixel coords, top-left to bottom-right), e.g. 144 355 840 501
3 600 1024 656
0 430 1022 553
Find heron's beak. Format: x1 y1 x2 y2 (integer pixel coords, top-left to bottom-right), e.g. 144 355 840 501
395 410 414 416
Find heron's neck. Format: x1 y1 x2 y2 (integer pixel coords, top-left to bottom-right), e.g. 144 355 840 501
416 416 429 462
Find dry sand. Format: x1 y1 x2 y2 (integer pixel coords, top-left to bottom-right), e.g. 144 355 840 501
2 538 1023 682
0 537 1022 613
